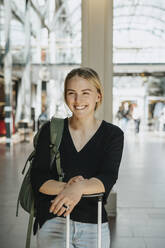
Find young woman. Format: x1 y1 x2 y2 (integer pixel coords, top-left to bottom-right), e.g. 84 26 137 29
30 67 124 248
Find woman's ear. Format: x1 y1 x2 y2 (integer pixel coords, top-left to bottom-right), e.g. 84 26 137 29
96 92 101 103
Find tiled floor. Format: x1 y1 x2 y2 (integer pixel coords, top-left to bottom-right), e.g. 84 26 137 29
0 131 165 248
109 132 165 248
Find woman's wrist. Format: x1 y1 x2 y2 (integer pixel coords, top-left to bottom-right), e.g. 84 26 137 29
60 182 67 191
74 179 89 194
73 178 105 195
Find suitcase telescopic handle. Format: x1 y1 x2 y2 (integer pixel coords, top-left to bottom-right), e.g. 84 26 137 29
82 192 104 199
66 193 104 248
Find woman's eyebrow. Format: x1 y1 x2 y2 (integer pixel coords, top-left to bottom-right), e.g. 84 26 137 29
66 89 75 92
66 89 92 92
82 89 92 92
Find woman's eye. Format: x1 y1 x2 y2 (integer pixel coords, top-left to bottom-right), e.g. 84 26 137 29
83 92 89 95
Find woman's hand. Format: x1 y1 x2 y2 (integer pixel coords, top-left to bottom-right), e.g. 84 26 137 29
49 181 85 217
66 175 85 186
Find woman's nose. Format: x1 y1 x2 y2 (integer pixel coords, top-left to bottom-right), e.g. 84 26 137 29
74 94 81 103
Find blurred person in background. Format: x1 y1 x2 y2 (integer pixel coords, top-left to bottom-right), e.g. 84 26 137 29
132 103 141 134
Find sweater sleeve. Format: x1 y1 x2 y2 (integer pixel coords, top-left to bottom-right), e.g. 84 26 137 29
30 122 55 195
94 125 124 201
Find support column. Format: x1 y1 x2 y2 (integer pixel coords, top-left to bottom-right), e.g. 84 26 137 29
23 1 31 122
15 1 31 124
82 0 116 217
48 0 56 64
4 0 12 147
36 14 42 63
82 0 113 122
35 79 42 125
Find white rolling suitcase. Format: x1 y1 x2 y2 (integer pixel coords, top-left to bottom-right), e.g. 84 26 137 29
66 193 104 248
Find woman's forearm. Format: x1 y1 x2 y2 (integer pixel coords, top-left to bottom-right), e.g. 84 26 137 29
39 177 105 196
77 177 105 195
39 180 67 195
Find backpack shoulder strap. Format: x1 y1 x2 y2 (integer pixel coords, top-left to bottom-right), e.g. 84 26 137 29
25 200 35 248
50 117 64 152
50 117 64 181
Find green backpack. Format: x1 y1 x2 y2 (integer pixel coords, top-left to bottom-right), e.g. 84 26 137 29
16 117 64 248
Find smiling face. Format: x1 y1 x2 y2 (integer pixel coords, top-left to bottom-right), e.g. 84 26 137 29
65 75 101 118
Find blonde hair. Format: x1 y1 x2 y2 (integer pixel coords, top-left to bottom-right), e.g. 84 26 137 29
64 67 103 110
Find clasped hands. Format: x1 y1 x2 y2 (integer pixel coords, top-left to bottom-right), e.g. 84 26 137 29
49 175 86 217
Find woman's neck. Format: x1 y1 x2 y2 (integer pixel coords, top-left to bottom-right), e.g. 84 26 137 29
68 115 98 132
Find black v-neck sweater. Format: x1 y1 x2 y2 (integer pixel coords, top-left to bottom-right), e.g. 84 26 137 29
30 118 124 233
